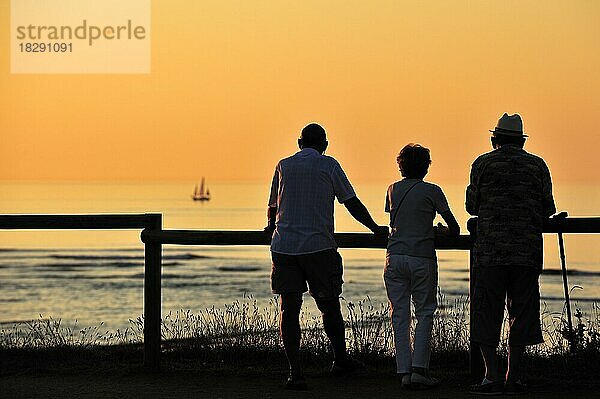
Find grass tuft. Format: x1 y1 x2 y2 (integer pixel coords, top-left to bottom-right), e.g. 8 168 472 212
2 292 599 379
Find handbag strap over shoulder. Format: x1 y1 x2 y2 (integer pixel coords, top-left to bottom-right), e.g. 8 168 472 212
389 180 422 228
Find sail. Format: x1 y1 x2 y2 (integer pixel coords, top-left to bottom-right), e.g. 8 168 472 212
199 177 205 196
192 177 211 200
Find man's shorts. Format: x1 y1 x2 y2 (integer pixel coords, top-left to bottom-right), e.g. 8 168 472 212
471 266 543 347
271 249 343 300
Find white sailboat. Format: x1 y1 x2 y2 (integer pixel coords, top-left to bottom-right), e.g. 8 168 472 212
191 177 211 201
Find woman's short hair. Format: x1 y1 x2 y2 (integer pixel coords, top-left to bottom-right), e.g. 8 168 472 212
397 144 431 179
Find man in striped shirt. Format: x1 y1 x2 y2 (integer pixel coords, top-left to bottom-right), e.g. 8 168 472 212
265 123 388 390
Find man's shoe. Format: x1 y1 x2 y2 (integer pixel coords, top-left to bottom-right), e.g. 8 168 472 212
401 373 412 388
330 357 365 377
468 379 504 395
285 375 308 391
504 380 527 395
409 372 440 389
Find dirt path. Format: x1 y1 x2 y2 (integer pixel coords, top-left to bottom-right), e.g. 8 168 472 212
1 370 597 399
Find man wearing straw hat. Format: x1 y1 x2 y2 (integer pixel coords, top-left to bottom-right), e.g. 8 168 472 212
466 113 556 395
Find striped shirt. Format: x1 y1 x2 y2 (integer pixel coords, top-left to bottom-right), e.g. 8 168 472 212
268 148 356 255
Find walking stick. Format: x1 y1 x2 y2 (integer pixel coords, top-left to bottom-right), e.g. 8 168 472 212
554 211 574 352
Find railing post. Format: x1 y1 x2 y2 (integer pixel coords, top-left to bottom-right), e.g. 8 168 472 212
143 213 162 371
468 218 484 381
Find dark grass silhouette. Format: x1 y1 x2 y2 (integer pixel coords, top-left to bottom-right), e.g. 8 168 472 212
1 294 599 396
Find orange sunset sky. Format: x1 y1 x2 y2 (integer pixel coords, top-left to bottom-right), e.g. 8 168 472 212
1 1 599 184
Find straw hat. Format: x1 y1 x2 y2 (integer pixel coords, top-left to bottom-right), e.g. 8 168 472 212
489 113 528 137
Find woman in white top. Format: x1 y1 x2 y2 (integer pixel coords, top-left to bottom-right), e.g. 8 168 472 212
384 144 460 389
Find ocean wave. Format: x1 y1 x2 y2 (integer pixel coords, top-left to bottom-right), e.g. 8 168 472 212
129 272 247 281
131 273 219 280
49 254 145 260
162 273 218 279
83 279 228 289
45 253 211 261
32 261 182 269
166 254 213 260
163 281 230 288
0 319 42 326
216 266 262 272
0 297 25 303
444 268 470 273
88 281 143 290
345 265 378 270
36 262 140 269
31 274 127 280
0 255 52 260
448 277 470 282
542 268 600 277
17 271 206 280
0 282 37 290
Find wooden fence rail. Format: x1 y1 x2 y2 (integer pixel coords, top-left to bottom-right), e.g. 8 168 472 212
2 214 600 377
0 213 163 370
140 229 473 249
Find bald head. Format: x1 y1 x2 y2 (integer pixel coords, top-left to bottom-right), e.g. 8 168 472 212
298 123 328 154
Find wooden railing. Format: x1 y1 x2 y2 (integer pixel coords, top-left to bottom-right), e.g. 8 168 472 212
0 214 162 370
2 214 600 377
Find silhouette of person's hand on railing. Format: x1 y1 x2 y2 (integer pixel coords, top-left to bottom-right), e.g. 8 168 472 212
553 211 568 220
264 224 275 235
372 225 390 239
433 221 460 237
433 222 449 235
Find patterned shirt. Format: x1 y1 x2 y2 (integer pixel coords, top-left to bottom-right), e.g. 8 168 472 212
268 148 356 255
466 145 556 270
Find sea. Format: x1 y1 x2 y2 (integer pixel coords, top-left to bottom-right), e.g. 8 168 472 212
1 181 600 332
